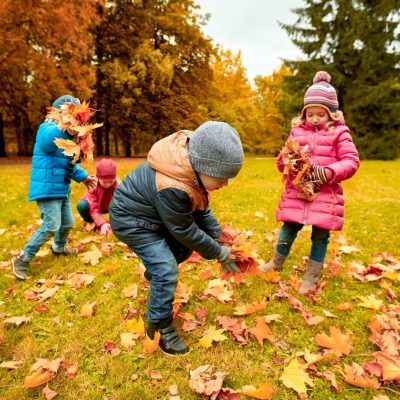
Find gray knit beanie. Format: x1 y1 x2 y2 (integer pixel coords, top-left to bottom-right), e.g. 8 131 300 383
188 121 244 179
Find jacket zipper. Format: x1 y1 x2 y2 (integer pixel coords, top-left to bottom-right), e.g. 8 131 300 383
303 126 318 224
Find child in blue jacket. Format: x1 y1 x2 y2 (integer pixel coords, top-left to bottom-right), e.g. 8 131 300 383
12 95 97 280
110 121 244 355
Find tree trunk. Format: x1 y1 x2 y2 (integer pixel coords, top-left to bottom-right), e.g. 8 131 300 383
105 109 110 156
0 112 6 157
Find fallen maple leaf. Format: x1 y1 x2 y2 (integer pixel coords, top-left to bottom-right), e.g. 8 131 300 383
315 326 352 356
78 248 103 266
80 301 97 318
66 272 95 288
203 279 234 302
248 317 275 345
24 368 55 388
257 270 280 283
62 361 78 379
31 358 63 373
241 381 275 399
336 302 353 311
374 352 400 381
120 332 138 349
358 295 384 310
199 326 227 348
234 302 266 316
123 284 138 298
142 331 160 353
126 316 145 337
280 358 314 396
0 360 23 370
315 370 339 393
42 385 57 400
189 365 226 399
341 363 380 389
4 316 32 326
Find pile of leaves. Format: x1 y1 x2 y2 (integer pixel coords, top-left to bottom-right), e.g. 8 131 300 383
46 101 103 163
217 225 259 278
280 139 316 201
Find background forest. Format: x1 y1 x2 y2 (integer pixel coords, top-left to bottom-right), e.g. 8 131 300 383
0 0 399 159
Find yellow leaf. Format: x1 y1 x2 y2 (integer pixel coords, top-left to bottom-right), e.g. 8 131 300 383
199 326 227 348
126 316 145 337
280 358 314 395
80 302 97 318
358 295 383 310
241 381 275 399
54 138 80 163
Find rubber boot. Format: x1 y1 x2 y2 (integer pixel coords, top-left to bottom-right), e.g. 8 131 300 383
258 252 287 272
299 259 324 294
147 317 189 355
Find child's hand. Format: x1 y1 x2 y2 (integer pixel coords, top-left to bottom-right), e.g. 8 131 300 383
218 246 240 273
100 223 112 236
83 175 97 191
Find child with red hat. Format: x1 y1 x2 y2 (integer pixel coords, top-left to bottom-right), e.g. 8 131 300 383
77 158 120 235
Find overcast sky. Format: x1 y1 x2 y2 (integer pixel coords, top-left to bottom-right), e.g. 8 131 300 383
195 0 305 82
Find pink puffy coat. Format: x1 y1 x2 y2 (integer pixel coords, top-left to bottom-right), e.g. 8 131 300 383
276 121 360 231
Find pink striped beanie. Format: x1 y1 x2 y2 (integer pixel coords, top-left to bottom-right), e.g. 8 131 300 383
302 71 339 117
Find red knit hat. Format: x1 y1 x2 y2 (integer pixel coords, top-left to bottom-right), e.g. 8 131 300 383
96 158 116 179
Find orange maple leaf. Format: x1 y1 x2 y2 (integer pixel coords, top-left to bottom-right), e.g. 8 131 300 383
315 326 352 355
142 332 160 353
241 381 275 399
374 352 400 381
54 138 81 163
341 363 380 389
248 317 275 345
23 368 55 388
234 302 266 316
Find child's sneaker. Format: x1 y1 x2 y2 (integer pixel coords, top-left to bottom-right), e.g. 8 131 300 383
51 245 78 256
11 256 30 280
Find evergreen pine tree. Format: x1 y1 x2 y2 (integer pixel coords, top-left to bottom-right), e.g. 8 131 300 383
280 0 400 159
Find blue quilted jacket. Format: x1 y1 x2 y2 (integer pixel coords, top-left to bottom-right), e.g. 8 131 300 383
29 122 88 201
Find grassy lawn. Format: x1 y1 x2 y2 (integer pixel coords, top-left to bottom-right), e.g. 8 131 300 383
0 157 399 399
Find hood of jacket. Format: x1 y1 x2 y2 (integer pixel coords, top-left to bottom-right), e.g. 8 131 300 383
147 130 201 190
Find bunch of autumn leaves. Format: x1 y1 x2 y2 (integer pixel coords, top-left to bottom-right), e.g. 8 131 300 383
280 140 319 202
47 101 103 163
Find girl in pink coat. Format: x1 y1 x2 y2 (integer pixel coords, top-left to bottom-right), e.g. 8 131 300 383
259 71 360 294
77 158 120 235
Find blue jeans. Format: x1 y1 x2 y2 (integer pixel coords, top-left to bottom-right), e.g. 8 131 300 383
276 222 330 262
131 237 192 323
22 198 74 260
77 199 108 223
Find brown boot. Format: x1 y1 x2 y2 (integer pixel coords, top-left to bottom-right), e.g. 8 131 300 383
299 259 324 294
258 252 286 272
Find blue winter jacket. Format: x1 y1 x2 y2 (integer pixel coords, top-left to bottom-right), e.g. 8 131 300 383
29 122 88 201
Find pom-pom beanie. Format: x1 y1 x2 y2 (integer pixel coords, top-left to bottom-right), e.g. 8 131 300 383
301 71 339 118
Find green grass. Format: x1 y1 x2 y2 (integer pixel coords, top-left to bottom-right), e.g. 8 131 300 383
0 157 399 399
